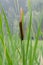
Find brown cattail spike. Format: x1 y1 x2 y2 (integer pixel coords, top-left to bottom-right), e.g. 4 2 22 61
19 8 24 40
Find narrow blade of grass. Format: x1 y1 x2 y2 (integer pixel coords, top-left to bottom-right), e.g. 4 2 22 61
29 40 32 65
2 8 12 42
26 0 32 64
0 13 2 65
22 42 26 65
0 13 2 34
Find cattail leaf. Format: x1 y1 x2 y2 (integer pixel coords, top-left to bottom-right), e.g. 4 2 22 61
0 13 2 35
26 0 32 64
29 40 32 65
2 8 12 41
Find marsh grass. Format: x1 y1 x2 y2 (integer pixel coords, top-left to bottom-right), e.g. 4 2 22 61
0 0 43 65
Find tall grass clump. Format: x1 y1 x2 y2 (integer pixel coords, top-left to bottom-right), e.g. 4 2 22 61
0 9 13 65
0 0 43 65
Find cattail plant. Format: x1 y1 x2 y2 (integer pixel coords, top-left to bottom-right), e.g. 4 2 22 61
19 8 24 40
19 8 26 65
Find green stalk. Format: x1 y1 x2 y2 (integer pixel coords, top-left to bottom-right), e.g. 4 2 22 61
29 40 32 65
2 8 12 42
21 40 26 65
26 0 32 64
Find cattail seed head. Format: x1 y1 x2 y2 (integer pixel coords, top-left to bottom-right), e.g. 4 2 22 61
19 8 24 40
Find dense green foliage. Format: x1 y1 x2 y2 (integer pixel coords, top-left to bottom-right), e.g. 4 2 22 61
0 0 43 65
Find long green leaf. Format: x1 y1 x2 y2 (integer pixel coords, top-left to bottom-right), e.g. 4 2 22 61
2 8 12 42
26 0 32 64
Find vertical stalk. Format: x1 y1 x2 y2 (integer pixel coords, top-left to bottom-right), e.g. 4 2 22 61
19 8 26 65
